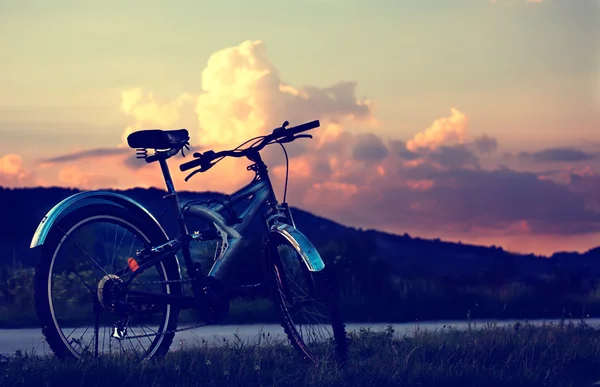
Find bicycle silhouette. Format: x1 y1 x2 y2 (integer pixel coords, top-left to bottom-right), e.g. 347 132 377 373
30 119 348 365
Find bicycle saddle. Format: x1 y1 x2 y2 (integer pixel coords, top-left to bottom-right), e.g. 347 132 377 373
127 129 189 150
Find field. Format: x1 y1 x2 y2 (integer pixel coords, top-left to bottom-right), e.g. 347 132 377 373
2 321 600 387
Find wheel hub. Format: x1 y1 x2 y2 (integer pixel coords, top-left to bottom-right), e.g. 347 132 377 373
97 274 125 313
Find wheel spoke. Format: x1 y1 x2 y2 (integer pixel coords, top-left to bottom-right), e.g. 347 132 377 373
36 206 179 364
269 239 347 364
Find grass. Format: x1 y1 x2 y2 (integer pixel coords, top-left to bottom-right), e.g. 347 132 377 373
3 321 600 386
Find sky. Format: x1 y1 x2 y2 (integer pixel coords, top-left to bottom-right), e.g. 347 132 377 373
0 0 599 256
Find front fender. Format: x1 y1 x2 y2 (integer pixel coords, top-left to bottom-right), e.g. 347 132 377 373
270 222 325 272
30 190 169 248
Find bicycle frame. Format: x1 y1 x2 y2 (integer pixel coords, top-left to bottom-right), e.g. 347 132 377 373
155 149 277 272
121 149 324 309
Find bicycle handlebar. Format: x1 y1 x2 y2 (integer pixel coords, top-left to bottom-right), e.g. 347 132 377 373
179 120 320 172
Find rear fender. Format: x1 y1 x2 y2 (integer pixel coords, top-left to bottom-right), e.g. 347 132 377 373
30 190 170 248
269 222 325 272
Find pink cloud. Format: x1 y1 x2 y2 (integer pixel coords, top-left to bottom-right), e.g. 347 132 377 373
0 154 36 187
20 40 600 255
57 165 119 190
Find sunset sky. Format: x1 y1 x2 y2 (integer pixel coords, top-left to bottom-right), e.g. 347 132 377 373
1 0 599 256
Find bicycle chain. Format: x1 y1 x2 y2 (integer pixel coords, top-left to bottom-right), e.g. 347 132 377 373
132 277 196 285
118 277 208 340
123 322 209 340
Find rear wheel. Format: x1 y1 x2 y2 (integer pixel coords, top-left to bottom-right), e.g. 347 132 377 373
266 234 348 365
33 204 181 363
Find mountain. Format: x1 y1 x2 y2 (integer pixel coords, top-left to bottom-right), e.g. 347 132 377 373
0 186 598 283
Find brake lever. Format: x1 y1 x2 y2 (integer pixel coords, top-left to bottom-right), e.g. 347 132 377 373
184 161 215 182
277 134 313 144
184 169 202 182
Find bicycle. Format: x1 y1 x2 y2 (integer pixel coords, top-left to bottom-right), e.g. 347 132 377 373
30 119 348 365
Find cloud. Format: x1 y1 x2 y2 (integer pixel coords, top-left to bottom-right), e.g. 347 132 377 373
406 107 468 152
387 108 497 170
265 119 600 241
119 88 195 147
427 145 480 169
519 147 596 163
472 134 498 154
41 148 130 165
570 168 600 210
351 133 389 163
538 166 600 212
1 154 23 176
0 154 36 187
194 40 374 151
28 39 600 255
429 168 600 235
57 165 119 190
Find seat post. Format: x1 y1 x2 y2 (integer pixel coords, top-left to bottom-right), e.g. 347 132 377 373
158 158 188 235
158 158 177 197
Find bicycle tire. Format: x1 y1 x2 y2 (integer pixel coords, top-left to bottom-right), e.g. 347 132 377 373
33 204 181 362
265 233 348 365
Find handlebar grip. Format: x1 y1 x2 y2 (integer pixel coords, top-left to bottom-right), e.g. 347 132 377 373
289 120 320 135
180 157 203 171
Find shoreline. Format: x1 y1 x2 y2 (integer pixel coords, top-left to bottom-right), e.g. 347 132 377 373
1 314 597 330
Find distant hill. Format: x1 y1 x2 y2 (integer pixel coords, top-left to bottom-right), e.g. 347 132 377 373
0 186 599 283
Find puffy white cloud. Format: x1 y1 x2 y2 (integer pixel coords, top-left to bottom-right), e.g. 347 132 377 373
194 40 373 151
119 88 195 146
406 108 468 152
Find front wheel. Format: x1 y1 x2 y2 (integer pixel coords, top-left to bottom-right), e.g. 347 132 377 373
266 234 348 365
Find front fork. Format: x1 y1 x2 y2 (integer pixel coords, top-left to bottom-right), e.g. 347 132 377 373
265 201 295 229
262 202 296 303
